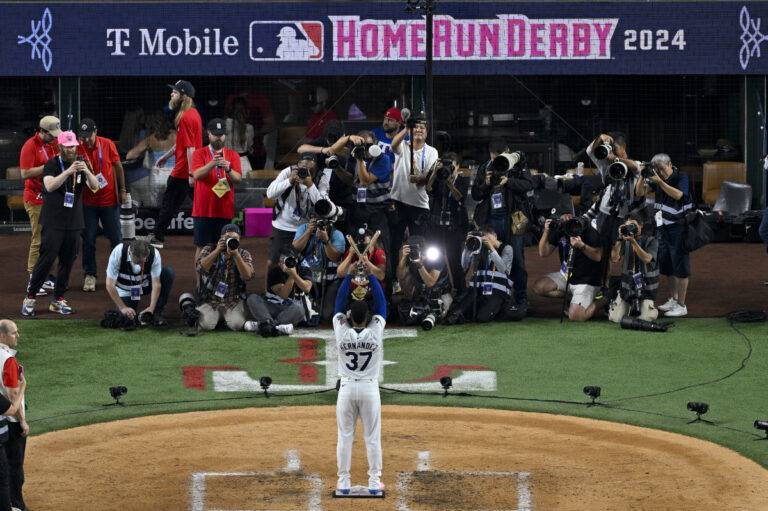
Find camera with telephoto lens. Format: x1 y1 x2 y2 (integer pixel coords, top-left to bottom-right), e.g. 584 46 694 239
315 218 333 232
296 166 310 179
100 309 138 330
465 230 485 254
178 292 200 327
594 141 613 160
408 299 441 331
607 161 630 181
562 218 586 238
435 159 454 180
325 154 340 169
226 237 240 251
407 244 422 263
283 255 297 269
619 222 638 238
138 310 154 326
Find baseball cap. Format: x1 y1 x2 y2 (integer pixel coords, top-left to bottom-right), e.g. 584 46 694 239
220 223 240 236
168 80 195 98
384 107 403 123
39 116 62 137
207 118 226 136
57 131 79 147
77 118 97 139
299 152 316 162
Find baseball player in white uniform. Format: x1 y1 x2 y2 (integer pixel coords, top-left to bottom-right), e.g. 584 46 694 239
332 273 386 496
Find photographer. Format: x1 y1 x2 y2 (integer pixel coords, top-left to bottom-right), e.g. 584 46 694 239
292 203 346 323
426 152 470 291
471 140 535 312
445 227 513 324
246 250 311 337
393 236 451 329
532 215 603 321
105 237 175 327
327 131 391 247
390 117 439 259
608 215 659 323
635 153 692 317
22 131 100 317
266 152 331 270
191 119 243 272
195 224 254 331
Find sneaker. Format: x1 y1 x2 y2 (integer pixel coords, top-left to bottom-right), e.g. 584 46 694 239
42 275 56 292
83 275 96 292
149 235 164 249
368 481 385 495
49 298 73 315
21 298 35 317
276 324 294 336
664 303 688 317
336 476 351 495
658 297 678 312
244 320 259 332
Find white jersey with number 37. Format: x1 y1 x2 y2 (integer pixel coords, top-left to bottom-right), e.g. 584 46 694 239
333 313 385 380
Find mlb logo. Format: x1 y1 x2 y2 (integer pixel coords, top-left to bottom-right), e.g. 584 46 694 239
249 21 324 61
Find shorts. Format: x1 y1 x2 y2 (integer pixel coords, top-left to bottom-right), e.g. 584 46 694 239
546 271 567 292
570 283 597 308
193 217 230 247
658 224 690 278
269 227 297 263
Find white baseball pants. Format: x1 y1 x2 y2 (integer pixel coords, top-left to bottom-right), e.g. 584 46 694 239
336 379 382 488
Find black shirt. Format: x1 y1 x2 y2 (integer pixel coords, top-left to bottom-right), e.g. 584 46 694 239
547 224 602 286
267 265 312 297
429 175 470 228
40 156 86 230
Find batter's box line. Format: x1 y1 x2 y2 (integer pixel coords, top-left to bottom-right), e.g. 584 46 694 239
396 470 532 511
190 471 323 511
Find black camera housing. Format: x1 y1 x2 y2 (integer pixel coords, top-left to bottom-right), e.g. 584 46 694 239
562 218 586 238
297 167 310 179
640 162 657 179
619 223 638 238
226 237 240 251
351 143 371 160
284 255 298 269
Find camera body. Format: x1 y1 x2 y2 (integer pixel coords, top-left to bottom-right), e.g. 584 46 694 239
408 297 442 331
296 166 310 179
179 292 200 327
619 222 638 238
315 218 333 232
283 255 298 269
435 159 454 180
561 217 586 238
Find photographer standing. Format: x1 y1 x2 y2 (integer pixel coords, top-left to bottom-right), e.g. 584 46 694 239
426 152 470 291
191 119 243 272
292 210 346 323
393 237 451 329
390 118 439 256
246 250 311 337
532 215 603 321
105 237 175 327
471 140 535 313
445 227 513 324
195 224 254 331
21 132 99 317
608 215 659 323
267 154 331 265
635 153 692 317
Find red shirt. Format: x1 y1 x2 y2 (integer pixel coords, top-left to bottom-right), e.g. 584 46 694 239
171 108 203 179
2 358 19 389
79 136 121 207
342 247 387 288
19 133 58 205
191 146 242 219
306 109 338 139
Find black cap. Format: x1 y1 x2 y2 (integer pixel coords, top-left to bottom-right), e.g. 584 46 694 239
299 152 316 162
207 118 226 136
220 223 240 236
168 80 195 98
77 118 97 138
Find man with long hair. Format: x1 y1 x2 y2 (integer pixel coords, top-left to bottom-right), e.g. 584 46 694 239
150 80 203 248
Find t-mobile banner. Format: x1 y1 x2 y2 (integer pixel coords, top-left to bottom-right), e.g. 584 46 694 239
3 2 768 76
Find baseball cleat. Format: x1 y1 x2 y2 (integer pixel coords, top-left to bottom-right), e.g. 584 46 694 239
368 482 385 495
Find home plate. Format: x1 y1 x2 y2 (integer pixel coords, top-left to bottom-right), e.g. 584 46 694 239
331 485 386 498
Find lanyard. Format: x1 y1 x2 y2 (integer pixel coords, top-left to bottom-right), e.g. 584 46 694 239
58 156 73 193
97 142 103 174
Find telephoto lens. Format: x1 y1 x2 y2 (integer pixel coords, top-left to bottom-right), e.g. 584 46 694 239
226 237 240 251
138 310 154 326
466 234 482 253
325 154 340 169
351 145 366 160
284 255 297 269
421 313 436 331
297 167 309 179
594 142 612 160
607 161 629 181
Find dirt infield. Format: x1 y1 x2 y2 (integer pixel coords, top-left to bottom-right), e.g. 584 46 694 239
0 232 766 320
26 406 768 510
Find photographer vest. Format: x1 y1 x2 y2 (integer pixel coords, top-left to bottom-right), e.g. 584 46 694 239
199 252 248 302
116 243 155 295
358 156 390 205
648 171 692 226
468 244 513 296
0 343 21 436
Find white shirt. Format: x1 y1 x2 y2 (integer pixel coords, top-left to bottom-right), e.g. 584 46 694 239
333 313 385 380
106 244 162 298
391 141 438 209
267 166 331 232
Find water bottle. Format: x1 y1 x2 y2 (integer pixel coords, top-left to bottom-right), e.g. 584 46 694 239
576 162 584 176
120 193 136 240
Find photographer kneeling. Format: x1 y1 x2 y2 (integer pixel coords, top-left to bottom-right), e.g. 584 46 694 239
246 250 311 337
445 227 513 324
105 237 175 327
608 215 659 323
393 236 451 330
292 199 346 323
532 216 603 321
195 224 254 331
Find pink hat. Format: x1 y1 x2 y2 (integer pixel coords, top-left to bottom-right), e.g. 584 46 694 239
384 107 403 123
57 131 79 147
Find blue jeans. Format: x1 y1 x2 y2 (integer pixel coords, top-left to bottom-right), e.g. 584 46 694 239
119 266 175 315
759 208 768 244
83 205 122 277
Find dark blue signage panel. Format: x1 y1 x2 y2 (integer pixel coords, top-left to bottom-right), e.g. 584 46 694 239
3 2 768 76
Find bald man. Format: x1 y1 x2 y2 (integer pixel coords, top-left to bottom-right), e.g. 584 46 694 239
0 320 28 511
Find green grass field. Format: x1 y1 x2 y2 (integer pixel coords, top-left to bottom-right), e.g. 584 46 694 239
16 317 768 468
